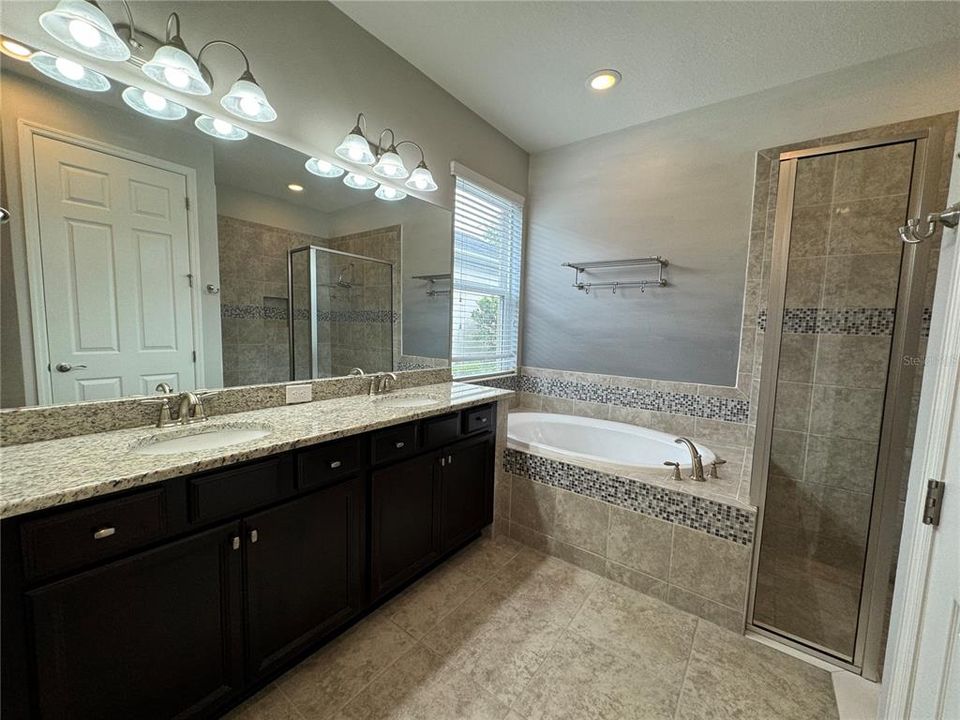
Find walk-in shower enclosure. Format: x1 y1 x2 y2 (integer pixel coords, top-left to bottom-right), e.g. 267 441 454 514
288 245 395 380
749 126 949 681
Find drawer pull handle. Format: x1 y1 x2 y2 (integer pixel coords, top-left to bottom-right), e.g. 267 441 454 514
249 529 259 544
480 417 488 423
395 441 405 449
330 460 342 469
93 527 116 540
232 536 241 551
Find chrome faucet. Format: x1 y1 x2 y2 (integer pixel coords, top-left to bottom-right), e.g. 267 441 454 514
674 437 706 481
368 372 399 396
175 391 208 425
140 386 212 427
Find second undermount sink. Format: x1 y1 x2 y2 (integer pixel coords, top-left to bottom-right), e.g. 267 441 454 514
133 425 272 455
373 393 440 409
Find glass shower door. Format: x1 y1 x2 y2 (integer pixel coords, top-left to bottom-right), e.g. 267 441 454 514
751 136 934 670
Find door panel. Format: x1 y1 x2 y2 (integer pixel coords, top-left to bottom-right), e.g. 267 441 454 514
27 522 243 720
244 478 364 679
31 134 196 402
440 436 492 551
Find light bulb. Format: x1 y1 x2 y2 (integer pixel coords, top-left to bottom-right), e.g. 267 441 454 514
413 177 427 189
213 118 234 134
55 56 85 80
2 39 32 57
238 95 261 117
348 146 364 161
164 66 190 89
67 18 101 48
314 159 331 173
142 91 167 111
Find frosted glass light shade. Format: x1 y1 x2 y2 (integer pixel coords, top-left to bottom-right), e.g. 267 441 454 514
305 157 345 178
375 185 406 202
343 173 378 190
221 78 276 122
194 115 248 141
29 52 110 92
122 87 187 120
143 44 211 95
335 130 375 165
405 163 438 192
373 149 409 179
39 0 130 61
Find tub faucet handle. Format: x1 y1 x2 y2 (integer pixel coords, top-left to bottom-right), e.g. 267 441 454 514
663 461 682 482
709 458 727 479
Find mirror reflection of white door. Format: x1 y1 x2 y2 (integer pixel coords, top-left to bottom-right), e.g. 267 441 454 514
31 134 197 403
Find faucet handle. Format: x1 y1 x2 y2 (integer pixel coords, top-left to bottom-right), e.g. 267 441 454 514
709 458 727 479
663 461 683 482
139 397 174 427
154 382 175 395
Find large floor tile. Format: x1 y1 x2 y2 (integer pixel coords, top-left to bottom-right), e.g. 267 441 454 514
511 632 687 720
223 684 302 720
569 578 698 666
422 585 567 705
274 612 416 718
445 535 524 581
386 563 483 638
339 644 511 720
675 621 839 720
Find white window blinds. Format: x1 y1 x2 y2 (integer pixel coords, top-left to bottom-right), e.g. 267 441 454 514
450 170 523 379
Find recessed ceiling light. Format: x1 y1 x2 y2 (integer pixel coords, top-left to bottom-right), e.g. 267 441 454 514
587 69 621 91
1 38 33 59
287 183 304 193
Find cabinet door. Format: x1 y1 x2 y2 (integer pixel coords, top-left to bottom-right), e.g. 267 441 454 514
244 477 364 679
440 435 494 551
370 453 440 600
28 522 243 720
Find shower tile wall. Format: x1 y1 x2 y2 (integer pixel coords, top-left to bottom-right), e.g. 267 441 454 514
218 215 328 387
324 226 401 376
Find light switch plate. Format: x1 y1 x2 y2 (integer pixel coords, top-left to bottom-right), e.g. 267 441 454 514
285 384 312 404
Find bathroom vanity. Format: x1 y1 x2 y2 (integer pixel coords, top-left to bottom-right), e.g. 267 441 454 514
0 387 504 719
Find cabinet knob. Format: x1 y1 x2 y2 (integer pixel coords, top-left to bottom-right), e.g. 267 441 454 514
330 460 342 469
231 536 240 551
249 529 258 544
92 527 115 540
395 441 405 449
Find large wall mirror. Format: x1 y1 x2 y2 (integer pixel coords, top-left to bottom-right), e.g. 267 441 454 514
1 60 452 409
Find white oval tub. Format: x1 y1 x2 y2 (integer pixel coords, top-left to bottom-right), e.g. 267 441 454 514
507 412 715 471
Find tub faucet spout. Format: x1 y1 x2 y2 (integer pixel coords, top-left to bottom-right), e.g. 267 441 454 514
674 437 705 481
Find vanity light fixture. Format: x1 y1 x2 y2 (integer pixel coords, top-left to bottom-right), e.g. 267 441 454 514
305 157 345 178
39 0 130 61
587 68 621 91
335 113 376 165
397 140 439 192
1 37 34 60
121 86 187 120
194 115 247 141
196 40 276 122
29 51 111 92
142 13 211 95
343 172 378 190
375 185 406 202
287 183 304 193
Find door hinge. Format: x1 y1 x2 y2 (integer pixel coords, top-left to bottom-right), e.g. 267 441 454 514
192 350 197 363
922 480 945 527
185 196 190 211
186 273 194 288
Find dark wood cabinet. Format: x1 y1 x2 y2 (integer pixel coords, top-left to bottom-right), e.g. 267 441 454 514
3 402 498 719
244 476 364 679
369 452 441 600
27 522 243 720
439 435 494 551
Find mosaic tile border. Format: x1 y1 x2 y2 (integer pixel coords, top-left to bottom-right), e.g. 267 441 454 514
517 374 749 424
471 374 519 391
505 448 755 545
756 306 933 338
221 304 399 324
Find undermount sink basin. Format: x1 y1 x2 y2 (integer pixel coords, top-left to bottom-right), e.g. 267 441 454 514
133 425 272 455
373 394 440 409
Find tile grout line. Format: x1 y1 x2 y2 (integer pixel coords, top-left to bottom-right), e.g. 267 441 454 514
671 618 702 720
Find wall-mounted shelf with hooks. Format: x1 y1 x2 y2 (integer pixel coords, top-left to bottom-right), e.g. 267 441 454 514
561 256 668 294
412 273 451 297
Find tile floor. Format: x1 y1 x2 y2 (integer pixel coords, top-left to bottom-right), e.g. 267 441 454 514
227 535 840 720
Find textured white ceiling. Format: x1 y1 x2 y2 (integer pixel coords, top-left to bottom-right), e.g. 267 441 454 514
335 1 960 152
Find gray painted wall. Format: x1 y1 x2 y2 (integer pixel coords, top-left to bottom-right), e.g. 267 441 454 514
522 41 960 386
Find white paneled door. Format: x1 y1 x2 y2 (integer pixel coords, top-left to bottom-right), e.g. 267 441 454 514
32 135 197 403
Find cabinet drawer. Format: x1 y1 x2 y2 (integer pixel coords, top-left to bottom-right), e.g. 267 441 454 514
463 404 495 435
21 488 166 581
298 437 362 489
189 458 286 523
371 423 417 465
420 413 461 450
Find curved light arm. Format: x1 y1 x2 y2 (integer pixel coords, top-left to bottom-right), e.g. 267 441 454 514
395 140 425 164
355 112 367 136
197 39 252 77
165 12 182 42
378 128 396 151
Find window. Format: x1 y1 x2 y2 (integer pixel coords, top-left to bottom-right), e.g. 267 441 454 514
450 165 524 379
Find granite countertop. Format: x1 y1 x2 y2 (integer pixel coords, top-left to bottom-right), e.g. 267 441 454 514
0 382 512 519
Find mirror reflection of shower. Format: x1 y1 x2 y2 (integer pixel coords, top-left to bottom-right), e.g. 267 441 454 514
288 246 395 380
